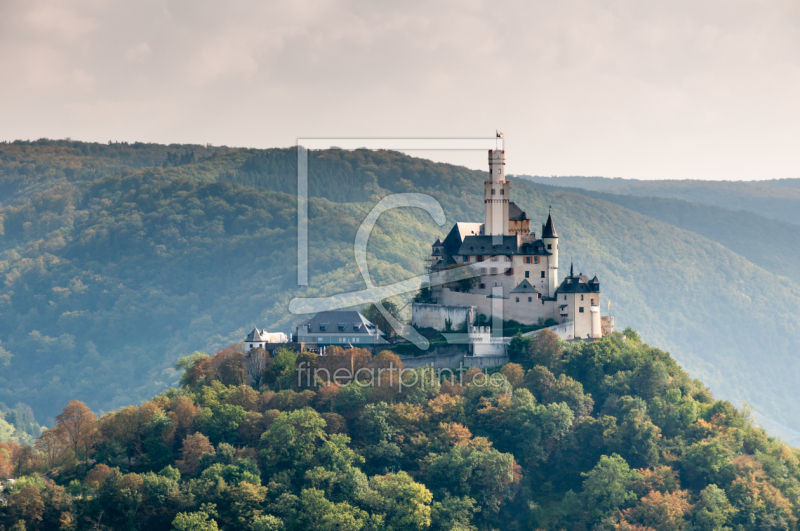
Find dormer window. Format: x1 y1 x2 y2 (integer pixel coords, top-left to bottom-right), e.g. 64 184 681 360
338 323 346 332
319 323 329 332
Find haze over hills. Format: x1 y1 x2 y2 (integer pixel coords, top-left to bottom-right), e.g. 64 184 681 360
2 140 800 446
518 175 800 225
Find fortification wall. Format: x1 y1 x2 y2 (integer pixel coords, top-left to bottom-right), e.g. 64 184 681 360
411 303 474 331
438 288 553 325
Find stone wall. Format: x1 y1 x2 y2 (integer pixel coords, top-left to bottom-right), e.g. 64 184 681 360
411 303 475 331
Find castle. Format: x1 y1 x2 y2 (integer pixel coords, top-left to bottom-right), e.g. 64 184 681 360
412 148 613 340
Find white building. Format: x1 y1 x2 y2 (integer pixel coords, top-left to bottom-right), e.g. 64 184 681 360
414 146 613 340
244 328 289 351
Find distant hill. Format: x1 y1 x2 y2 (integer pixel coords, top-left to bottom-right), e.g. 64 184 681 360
524 182 800 282
518 175 800 225
3 141 800 446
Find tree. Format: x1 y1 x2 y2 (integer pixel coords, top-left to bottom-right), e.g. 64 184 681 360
245 348 271 389
361 471 433 531
8 484 44 528
581 454 642 523
693 484 735 531
363 300 400 338
500 363 525 388
527 329 563 371
54 400 97 459
85 463 114 489
172 510 220 531
623 489 692 531
176 432 216 475
35 428 68 469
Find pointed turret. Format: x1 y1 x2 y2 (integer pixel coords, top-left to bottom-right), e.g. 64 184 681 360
542 210 559 296
542 213 558 238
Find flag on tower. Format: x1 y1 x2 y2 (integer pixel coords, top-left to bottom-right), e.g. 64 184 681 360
496 130 504 138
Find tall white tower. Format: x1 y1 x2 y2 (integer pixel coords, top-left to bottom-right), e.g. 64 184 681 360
542 213 558 296
484 150 510 236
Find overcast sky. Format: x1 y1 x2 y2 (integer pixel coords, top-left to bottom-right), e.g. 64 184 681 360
1 0 798 180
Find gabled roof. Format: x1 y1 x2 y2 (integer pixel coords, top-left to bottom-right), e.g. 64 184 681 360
510 279 540 294
542 213 558 239
298 310 383 336
555 266 600 294
508 202 529 221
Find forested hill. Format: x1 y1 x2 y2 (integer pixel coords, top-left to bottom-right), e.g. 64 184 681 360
3 334 800 530
2 141 800 446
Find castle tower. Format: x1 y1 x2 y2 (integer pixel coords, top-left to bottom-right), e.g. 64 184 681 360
542 212 558 296
484 150 510 236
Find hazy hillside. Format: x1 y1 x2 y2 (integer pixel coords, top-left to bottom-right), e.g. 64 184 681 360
3 142 800 443
526 183 800 282
519 175 800 225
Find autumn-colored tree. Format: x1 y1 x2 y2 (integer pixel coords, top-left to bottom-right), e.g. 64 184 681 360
168 395 199 440
55 400 97 459
227 385 260 411
623 489 693 531
176 432 216 475
9 484 45 526
500 363 525 388
35 428 68 469
0 441 20 477
215 350 247 387
12 445 40 476
85 463 114 489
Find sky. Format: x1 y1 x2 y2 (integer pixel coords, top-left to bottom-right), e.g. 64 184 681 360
1 0 799 180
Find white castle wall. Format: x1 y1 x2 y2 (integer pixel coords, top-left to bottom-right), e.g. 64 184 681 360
411 303 475 331
438 288 554 325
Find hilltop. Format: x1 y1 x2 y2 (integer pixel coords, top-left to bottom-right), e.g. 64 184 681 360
2 140 800 445
2 332 799 531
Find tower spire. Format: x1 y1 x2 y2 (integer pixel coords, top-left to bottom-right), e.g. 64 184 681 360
570 262 574 277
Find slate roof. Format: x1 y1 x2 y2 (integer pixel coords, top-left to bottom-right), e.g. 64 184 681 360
508 202 529 221
244 327 269 342
542 213 558 238
297 311 382 335
555 265 600 294
510 279 540 294
456 235 551 256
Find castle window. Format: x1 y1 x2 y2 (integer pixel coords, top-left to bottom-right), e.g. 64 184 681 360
579 307 584 313
528 297 532 302
516 297 519 302
490 267 497 274
564 295 567 300
547 244 552 250
480 267 486 274
538 293 542 299
479 283 486 289
525 271 530 278
492 189 496 195
500 189 504 195
581 295 584 301
525 256 531 264
541 271 545 278
505 256 510 262
534 256 540 264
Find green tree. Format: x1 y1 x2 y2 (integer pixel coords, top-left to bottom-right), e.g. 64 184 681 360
580 454 642 523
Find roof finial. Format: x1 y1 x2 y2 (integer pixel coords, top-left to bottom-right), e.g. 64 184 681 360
570 262 574 277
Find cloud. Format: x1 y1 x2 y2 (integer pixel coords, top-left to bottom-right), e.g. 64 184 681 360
125 42 151 63
0 0 799 180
